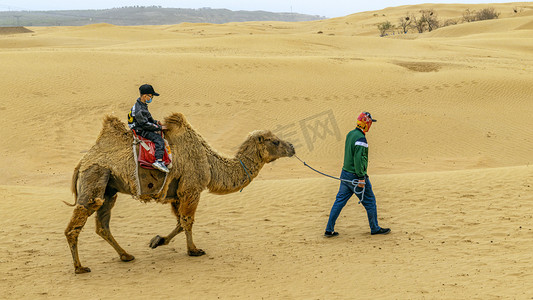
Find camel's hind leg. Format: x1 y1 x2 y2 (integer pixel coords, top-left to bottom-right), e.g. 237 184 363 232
149 200 184 248
64 165 110 274
95 190 135 262
65 199 103 274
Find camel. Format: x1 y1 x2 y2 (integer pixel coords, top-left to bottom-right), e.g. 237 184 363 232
64 113 295 274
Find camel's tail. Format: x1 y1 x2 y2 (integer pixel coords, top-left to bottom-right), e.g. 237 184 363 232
63 162 81 206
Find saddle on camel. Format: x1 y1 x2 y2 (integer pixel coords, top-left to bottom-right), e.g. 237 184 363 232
132 129 172 170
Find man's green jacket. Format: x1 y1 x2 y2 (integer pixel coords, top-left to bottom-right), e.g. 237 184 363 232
342 128 369 180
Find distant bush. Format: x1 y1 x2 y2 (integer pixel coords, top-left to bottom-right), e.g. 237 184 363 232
475 8 500 20
380 7 497 36
462 7 500 23
398 14 412 33
462 8 476 23
420 9 439 32
513 7 524 14
411 9 438 33
377 20 393 36
412 15 426 33
379 6 501 37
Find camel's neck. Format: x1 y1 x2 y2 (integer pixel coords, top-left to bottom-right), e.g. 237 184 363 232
206 145 265 195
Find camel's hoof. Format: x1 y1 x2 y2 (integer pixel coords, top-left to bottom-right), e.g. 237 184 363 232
149 235 166 249
120 253 135 262
75 266 91 274
188 249 206 256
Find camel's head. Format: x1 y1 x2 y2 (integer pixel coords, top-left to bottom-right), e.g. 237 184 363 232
250 130 295 163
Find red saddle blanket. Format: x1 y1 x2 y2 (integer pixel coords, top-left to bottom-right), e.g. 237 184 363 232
133 130 172 170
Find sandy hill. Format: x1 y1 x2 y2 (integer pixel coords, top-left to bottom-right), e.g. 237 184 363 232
0 26 33 35
0 7 324 27
0 2 532 299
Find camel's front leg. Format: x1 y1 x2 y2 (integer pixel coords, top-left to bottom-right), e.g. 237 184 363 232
180 194 205 256
149 201 184 249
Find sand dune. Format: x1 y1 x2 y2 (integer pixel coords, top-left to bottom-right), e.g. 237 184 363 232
424 14 533 38
1 2 532 299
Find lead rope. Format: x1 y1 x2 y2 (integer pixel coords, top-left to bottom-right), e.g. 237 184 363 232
239 159 252 192
294 155 365 204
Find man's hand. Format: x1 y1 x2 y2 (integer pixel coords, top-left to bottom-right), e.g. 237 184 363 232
357 180 365 188
161 125 167 130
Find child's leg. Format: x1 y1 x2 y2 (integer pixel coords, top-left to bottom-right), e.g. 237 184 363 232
141 131 165 161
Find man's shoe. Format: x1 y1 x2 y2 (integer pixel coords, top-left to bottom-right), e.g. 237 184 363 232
371 228 391 235
324 231 339 238
152 161 169 173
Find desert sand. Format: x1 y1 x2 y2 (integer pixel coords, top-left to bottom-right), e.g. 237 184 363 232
1 2 533 299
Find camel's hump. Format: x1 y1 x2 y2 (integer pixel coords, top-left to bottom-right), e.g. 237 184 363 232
164 113 188 129
102 115 129 135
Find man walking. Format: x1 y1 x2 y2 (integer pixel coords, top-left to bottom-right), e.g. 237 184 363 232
325 112 390 237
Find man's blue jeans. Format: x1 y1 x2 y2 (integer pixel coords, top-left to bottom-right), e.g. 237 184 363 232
325 169 381 233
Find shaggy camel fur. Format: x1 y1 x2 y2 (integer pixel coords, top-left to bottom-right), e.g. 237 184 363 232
65 113 295 274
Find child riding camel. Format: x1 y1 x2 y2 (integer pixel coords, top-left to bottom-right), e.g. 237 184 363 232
128 84 169 173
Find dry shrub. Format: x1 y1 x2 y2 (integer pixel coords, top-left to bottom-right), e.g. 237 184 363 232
377 21 393 37
462 8 476 23
462 7 500 23
476 7 500 20
398 14 412 33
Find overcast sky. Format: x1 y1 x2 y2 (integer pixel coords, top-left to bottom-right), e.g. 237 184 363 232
0 1 522 18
